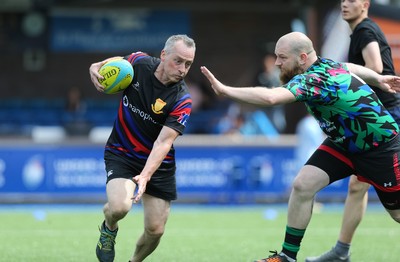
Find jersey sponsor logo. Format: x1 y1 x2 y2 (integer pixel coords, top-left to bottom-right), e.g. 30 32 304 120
107 170 113 177
319 120 335 130
123 95 158 124
151 98 166 114
332 136 346 143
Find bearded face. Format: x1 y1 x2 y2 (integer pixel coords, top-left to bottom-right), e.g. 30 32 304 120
279 59 304 84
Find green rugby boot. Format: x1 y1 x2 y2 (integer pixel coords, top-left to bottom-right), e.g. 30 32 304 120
96 221 118 262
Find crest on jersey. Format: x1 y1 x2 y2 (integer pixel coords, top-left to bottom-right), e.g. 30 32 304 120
151 98 166 114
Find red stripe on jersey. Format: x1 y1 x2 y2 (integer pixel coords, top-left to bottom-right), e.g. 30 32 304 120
105 145 128 153
170 107 191 118
118 104 150 154
170 98 192 117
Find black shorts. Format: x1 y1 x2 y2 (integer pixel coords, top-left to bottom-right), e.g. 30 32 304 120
306 136 400 210
104 150 177 201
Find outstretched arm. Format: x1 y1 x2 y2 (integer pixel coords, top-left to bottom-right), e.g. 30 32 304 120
132 126 179 203
346 63 400 93
200 66 295 106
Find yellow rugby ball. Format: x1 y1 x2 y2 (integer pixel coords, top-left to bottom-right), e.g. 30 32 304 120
98 59 134 94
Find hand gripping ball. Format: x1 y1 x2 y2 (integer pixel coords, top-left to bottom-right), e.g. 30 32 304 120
98 59 134 94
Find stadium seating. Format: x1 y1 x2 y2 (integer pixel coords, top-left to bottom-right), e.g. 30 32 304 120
0 98 116 137
0 98 223 138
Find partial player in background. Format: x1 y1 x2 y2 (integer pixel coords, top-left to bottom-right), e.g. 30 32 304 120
89 34 196 262
306 1 400 261
201 32 400 262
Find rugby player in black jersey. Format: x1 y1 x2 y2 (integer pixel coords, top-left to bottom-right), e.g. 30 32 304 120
89 34 195 262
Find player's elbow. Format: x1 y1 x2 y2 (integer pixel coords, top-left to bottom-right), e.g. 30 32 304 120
262 94 293 106
258 95 277 106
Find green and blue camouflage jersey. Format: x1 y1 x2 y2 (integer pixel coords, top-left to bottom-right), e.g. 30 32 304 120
285 57 398 153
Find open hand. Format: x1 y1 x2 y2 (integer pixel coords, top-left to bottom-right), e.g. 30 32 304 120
379 75 400 93
200 66 226 96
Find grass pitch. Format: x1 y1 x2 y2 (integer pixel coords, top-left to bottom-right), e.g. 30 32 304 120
0 203 398 261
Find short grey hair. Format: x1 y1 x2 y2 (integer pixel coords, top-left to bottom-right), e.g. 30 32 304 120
163 34 196 53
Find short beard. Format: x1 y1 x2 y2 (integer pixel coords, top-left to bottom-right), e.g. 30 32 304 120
280 65 304 84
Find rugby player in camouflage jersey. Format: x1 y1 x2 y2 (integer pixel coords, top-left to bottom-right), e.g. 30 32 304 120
201 32 400 262
306 0 400 260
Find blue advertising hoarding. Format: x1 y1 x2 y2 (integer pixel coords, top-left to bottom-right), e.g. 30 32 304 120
0 143 355 203
0 145 105 194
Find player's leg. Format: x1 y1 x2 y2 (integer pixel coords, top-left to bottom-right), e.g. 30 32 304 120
338 176 369 243
282 145 357 261
255 165 331 262
305 176 368 262
374 188 400 223
130 193 170 262
386 208 400 222
305 135 398 261
353 135 400 224
288 165 330 228
286 165 330 254
103 177 136 229
255 140 355 262
97 177 136 262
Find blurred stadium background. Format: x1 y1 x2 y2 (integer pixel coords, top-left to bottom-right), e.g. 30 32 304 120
0 0 400 204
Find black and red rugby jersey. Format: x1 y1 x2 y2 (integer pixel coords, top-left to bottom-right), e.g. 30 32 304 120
105 52 192 165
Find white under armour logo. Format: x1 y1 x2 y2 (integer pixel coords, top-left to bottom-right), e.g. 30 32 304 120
384 182 392 187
